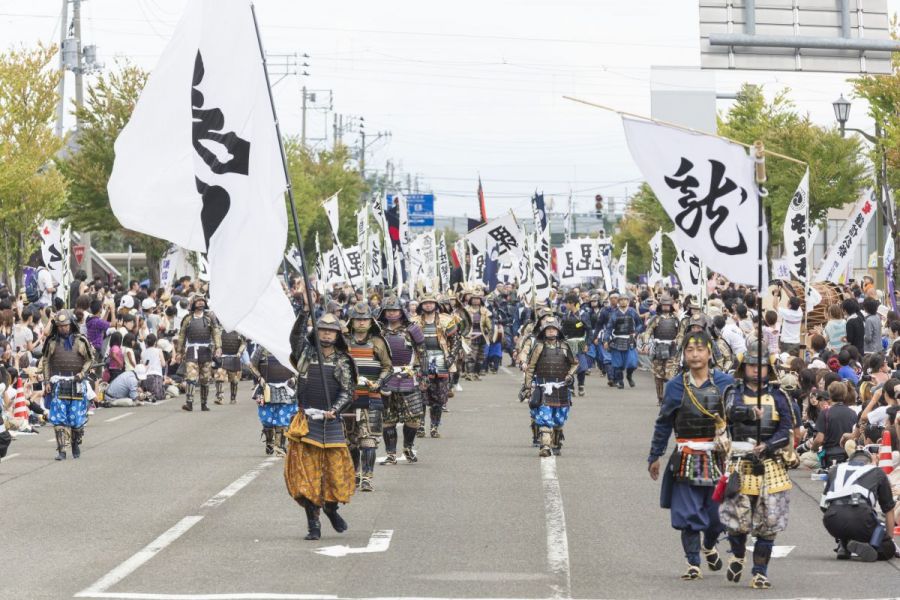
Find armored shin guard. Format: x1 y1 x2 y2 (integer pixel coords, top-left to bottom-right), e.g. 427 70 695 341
274 427 287 456
350 446 361 475
54 426 68 461
538 427 552 457
361 447 376 477
200 384 210 410
323 501 348 533
383 425 398 454
71 427 84 459
752 537 774 577
551 428 563 456
263 427 275 455
214 381 224 404
655 378 665 404
430 405 442 428
230 381 239 403
531 421 540 447
183 381 197 411
402 424 418 449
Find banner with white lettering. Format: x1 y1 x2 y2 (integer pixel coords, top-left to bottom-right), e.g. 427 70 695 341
783 168 810 282
814 189 877 283
648 230 664 287
622 116 767 286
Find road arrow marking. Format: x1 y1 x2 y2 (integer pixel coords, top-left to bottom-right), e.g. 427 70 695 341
314 529 393 557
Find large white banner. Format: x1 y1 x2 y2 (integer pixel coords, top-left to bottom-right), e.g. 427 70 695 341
159 245 184 290
323 192 341 240
39 220 65 285
372 195 393 287
815 189 877 283
623 116 767 286
107 0 293 366
397 194 411 252
531 228 553 303
438 234 451 292
613 243 628 291
648 229 664 287
558 237 603 284
464 212 525 262
783 168 810 282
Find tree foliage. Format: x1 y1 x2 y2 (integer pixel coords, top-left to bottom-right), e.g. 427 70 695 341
284 140 368 256
56 60 171 279
614 84 867 279
0 44 66 285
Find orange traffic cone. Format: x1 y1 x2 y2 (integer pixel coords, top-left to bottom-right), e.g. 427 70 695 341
12 377 28 421
878 430 893 475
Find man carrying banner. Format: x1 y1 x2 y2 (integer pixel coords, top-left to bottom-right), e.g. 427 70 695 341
214 329 245 405
644 294 684 405
719 339 793 589
524 317 578 457
41 311 94 461
175 295 222 412
559 293 592 397
603 294 642 390
412 293 457 438
249 345 297 456
648 329 733 581
465 290 492 381
378 296 427 464
343 302 392 492
286 313 356 541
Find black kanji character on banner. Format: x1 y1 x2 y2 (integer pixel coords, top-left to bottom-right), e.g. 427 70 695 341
192 51 251 250
346 251 363 278
562 251 576 278
664 157 749 256
487 226 518 254
575 243 592 271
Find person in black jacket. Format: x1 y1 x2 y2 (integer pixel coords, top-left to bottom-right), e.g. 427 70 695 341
843 298 865 355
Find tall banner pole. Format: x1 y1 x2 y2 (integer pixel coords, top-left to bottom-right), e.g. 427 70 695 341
252 3 330 402
754 141 767 444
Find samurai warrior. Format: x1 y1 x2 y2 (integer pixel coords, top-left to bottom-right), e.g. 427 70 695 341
343 301 392 492
40 311 94 461
249 346 297 456
464 290 492 380
524 317 578 457
719 339 793 589
648 329 733 581
285 313 357 541
602 293 642 389
176 295 222 412
643 294 684 405
378 296 427 464
559 293 593 397
412 293 457 438
215 329 245 405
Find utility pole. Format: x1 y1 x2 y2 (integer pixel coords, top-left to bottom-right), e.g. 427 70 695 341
55 0 68 137
333 113 338 149
359 117 366 174
301 84 307 147
73 0 84 123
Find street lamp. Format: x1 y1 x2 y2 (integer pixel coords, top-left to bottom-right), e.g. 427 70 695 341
833 94 851 137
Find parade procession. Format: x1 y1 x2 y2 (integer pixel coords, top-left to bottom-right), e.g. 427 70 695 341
4 1 900 599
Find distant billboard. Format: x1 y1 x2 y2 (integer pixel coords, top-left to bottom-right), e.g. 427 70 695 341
700 0 895 74
387 193 435 228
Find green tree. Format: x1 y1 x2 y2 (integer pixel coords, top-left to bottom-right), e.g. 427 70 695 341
56 60 170 282
0 44 66 287
285 140 368 256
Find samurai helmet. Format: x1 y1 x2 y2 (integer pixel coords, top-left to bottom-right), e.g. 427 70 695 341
735 337 769 380
190 294 208 312
417 293 439 313
378 295 409 324
659 293 674 306
346 301 381 337
310 313 348 351
537 317 565 341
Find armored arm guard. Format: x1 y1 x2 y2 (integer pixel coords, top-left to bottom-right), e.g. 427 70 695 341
288 310 310 369
175 315 189 354
372 337 393 390
78 337 94 378
208 311 222 352
524 340 543 382
724 385 756 424
330 353 355 414
247 347 263 380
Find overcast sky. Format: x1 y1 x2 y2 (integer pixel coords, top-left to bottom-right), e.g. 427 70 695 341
2 0 898 218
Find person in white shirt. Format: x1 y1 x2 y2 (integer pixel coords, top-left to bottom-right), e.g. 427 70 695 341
36 267 56 307
717 313 747 357
778 297 803 355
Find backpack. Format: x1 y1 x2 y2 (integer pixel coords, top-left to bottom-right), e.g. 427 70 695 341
24 267 42 304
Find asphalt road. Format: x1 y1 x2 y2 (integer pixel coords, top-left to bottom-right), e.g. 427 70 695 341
2 368 898 600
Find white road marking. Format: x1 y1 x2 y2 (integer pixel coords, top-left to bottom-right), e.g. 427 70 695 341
75 515 204 598
540 456 571 600
105 412 134 423
200 457 280 509
315 529 394 557
75 594 337 599
2 453 20 461
746 542 795 558
500 366 515 377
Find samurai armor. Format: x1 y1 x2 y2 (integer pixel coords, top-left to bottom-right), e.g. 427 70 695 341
220 355 241 372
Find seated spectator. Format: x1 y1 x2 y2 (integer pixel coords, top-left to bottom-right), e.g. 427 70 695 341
104 364 150 407
141 334 165 402
106 332 125 383
837 350 859 385
811 381 859 466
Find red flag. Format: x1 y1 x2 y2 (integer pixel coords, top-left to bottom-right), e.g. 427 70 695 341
477 176 487 224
